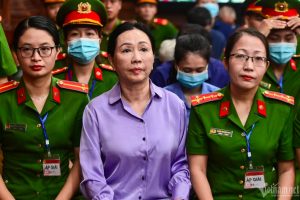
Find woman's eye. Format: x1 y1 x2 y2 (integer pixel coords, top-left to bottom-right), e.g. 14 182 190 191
140 48 149 52
121 49 131 53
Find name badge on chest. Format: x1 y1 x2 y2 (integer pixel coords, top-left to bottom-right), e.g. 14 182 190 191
244 166 266 189
43 154 61 176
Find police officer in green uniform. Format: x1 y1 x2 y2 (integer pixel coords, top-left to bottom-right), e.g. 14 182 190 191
0 16 17 83
135 0 178 53
255 0 300 107
0 15 89 200
97 0 123 67
54 0 118 99
187 28 295 199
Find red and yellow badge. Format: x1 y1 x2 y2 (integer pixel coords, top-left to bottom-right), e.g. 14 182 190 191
153 18 168 26
57 80 88 93
219 101 230 117
78 2 91 14
257 100 266 117
191 92 224 106
52 67 68 75
274 1 288 12
263 90 294 105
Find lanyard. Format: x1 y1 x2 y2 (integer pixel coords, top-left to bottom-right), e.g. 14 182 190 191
67 67 73 81
88 79 96 99
244 123 256 169
278 76 283 93
38 112 51 157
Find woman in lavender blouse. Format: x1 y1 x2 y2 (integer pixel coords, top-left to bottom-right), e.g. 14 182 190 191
79 22 191 200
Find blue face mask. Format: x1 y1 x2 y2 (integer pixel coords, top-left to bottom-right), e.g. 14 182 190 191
67 38 100 65
269 42 296 65
201 3 219 18
176 69 209 89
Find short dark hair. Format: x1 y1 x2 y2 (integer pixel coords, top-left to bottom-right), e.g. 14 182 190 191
187 6 212 27
178 23 212 45
224 28 269 64
175 34 211 64
63 24 102 39
107 22 155 56
13 16 59 50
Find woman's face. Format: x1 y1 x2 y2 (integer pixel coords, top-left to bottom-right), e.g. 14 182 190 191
16 28 59 79
176 53 208 73
110 29 154 85
226 34 268 91
66 27 100 42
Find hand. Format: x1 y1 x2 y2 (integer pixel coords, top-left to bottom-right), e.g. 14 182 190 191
258 16 287 36
287 17 300 35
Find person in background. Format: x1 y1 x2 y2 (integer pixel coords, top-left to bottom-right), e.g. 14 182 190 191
255 0 300 107
158 39 176 63
0 17 17 84
53 0 118 99
187 6 226 59
135 0 178 54
187 28 294 199
165 34 219 121
0 15 89 200
98 0 123 67
214 5 237 40
150 23 229 88
242 2 264 30
196 0 219 22
80 22 191 199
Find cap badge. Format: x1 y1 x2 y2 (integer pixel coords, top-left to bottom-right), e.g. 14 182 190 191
78 2 92 14
275 1 288 12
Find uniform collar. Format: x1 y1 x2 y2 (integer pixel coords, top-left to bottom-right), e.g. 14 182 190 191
219 86 267 131
108 80 163 105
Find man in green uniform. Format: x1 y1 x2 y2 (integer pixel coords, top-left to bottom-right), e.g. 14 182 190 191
54 0 118 99
0 17 17 83
256 0 300 106
97 0 123 67
187 88 295 199
135 0 178 54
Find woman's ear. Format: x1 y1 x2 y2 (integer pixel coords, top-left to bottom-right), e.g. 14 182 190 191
223 58 229 71
108 55 115 70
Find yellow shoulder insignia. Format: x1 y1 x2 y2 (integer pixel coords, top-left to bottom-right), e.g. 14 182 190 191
0 80 19 94
57 80 88 94
153 18 168 26
191 92 224 106
263 90 294 105
259 81 271 90
99 63 115 71
52 67 68 75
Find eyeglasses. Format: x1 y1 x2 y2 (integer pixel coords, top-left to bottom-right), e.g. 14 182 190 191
18 46 57 58
230 53 268 66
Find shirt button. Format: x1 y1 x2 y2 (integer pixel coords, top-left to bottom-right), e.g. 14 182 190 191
138 196 142 200
238 194 243 199
38 144 42 148
4 180 8 184
240 165 245 170
37 159 42 163
142 137 146 141
36 124 41 128
143 156 147 161
241 148 246 153
36 191 40 195
142 176 145 180
239 180 244 185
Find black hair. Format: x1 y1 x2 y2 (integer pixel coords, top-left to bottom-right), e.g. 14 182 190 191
63 24 102 39
13 16 60 50
178 23 212 45
224 28 269 64
187 6 212 27
107 22 155 56
175 34 210 64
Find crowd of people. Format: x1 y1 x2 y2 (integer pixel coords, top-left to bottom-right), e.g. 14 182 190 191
0 0 300 199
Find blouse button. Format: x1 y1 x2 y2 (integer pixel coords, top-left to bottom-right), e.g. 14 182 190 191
142 137 146 141
239 180 244 185
240 165 245 170
238 194 243 199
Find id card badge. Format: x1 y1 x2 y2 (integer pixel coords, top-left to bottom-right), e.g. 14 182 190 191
43 154 61 176
244 166 266 189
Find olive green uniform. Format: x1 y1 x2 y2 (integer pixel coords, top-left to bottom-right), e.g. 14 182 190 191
187 86 294 199
53 64 118 99
0 77 89 200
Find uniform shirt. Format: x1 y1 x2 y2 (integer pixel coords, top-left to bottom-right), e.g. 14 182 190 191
150 58 230 88
80 81 191 200
0 77 89 199
54 64 118 99
187 86 294 199
261 59 300 99
165 82 219 120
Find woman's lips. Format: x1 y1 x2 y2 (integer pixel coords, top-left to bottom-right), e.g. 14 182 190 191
31 65 43 71
241 75 254 81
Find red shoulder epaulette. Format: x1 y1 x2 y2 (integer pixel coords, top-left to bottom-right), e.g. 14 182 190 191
153 18 168 26
56 80 88 94
99 63 115 71
0 80 19 93
56 52 66 61
191 92 224 106
100 51 109 58
263 90 294 105
52 67 68 75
